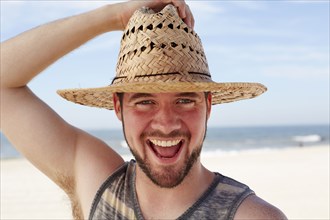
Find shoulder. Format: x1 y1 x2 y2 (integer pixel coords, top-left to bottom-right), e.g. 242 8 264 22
234 194 287 220
73 130 126 217
89 161 135 219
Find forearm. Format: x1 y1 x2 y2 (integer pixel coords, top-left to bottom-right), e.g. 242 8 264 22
1 4 122 88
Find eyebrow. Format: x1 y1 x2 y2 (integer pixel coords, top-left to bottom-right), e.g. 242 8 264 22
175 92 200 98
127 92 201 102
128 93 155 102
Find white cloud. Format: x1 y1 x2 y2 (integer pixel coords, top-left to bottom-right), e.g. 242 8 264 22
188 1 225 14
62 1 123 10
1 1 25 30
289 0 329 4
1 1 221 37
1 1 125 40
204 42 329 81
262 66 329 79
206 44 329 64
228 0 267 10
1 1 111 19
78 33 121 53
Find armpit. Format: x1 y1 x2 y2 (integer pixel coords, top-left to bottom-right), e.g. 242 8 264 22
55 172 84 220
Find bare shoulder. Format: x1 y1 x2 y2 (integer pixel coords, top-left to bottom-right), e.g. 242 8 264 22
73 129 125 217
234 194 287 220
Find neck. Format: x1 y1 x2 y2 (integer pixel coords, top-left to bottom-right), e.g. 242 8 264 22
135 159 214 219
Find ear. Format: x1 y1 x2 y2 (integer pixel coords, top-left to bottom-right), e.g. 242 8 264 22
206 92 212 120
113 93 122 121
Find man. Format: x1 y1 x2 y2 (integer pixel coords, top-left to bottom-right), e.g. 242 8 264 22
1 1 287 219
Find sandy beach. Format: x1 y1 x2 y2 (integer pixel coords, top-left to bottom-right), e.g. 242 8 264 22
1 145 329 219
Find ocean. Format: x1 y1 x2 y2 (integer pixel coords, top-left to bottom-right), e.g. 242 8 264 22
1 125 329 159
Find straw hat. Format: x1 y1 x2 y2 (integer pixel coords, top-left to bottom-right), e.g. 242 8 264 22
57 4 267 110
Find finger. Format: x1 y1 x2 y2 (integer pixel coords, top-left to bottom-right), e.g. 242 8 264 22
183 4 194 29
169 1 195 28
190 6 195 28
161 0 186 19
148 0 193 28
168 0 186 19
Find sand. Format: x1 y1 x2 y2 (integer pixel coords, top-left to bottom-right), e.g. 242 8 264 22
1 145 329 219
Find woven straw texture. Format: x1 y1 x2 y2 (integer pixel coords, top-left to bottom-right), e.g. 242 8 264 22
57 5 267 110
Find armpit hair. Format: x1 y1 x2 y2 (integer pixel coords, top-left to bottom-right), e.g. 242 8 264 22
55 172 84 220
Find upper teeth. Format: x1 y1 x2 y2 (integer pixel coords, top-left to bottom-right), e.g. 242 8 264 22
150 139 181 148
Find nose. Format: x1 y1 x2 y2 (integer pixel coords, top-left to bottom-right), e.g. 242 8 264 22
150 104 182 134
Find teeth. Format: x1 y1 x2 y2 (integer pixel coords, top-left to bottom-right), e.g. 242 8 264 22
150 139 181 148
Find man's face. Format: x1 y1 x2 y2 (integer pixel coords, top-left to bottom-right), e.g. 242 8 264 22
114 92 211 188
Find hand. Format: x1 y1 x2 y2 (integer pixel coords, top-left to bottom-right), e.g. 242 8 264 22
117 0 194 30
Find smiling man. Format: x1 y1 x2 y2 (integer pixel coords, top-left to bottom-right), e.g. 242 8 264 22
1 1 287 219
117 92 210 189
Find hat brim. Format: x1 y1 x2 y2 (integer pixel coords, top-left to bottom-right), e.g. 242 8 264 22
57 82 267 110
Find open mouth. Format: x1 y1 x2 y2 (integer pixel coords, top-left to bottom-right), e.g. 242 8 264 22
147 139 183 159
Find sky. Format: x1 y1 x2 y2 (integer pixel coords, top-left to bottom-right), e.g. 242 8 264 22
1 0 329 129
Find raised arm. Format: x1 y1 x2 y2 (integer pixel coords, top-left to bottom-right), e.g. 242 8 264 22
0 3 128 218
0 1 192 218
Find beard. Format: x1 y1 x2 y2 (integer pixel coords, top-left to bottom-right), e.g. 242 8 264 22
125 129 205 189
130 142 202 188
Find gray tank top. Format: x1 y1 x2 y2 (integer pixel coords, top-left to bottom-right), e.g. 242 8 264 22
89 160 254 220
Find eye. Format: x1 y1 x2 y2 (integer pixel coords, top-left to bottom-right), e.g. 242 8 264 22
136 100 154 105
134 99 156 111
177 99 195 105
